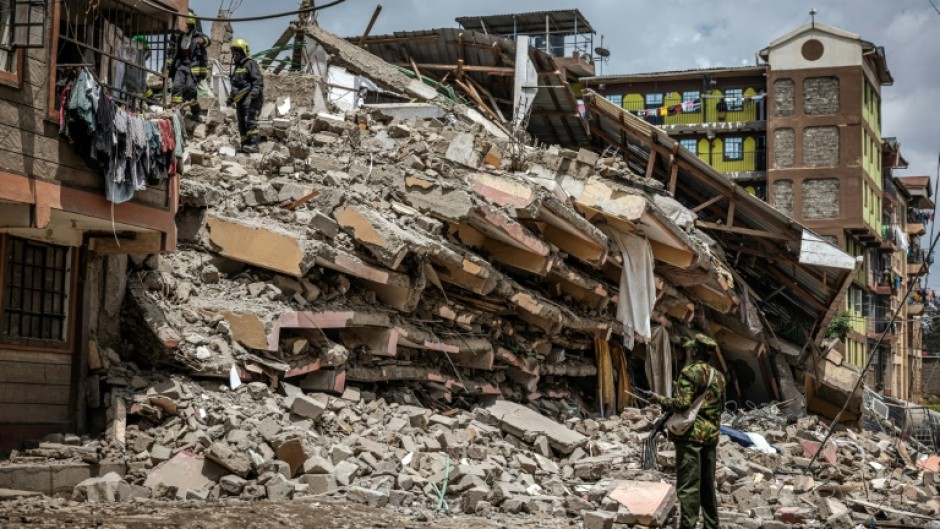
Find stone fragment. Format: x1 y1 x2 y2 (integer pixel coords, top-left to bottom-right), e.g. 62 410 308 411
72 472 132 503
291 395 326 420
347 486 388 507
205 442 252 478
297 473 338 495
219 475 247 495
607 480 676 526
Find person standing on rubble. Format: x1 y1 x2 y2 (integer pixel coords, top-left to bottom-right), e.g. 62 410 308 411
227 38 264 153
169 9 210 122
647 334 726 529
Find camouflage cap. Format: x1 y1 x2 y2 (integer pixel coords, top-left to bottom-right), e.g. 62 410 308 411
684 333 717 350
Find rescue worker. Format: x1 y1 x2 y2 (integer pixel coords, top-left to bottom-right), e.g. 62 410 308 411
169 9 210 121
227 38 264 153
647 334 726 529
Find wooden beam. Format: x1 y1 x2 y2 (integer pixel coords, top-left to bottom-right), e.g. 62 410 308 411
726 196 736 226
695 221 794 241
691 195 722 213
356 5 383 47
89 232 163 255
645 150 658 180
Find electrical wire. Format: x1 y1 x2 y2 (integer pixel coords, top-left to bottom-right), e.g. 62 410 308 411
137 0 347 22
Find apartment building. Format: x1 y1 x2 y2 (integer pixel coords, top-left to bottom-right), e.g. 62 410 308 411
581 22 929 401
0 0 185 453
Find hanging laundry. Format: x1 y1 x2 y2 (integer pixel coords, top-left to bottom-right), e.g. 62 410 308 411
646 325 673 398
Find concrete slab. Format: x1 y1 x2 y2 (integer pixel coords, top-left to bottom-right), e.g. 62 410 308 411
485 400 586 454
607 480 677 526
207 216 313 277
143 452 226 497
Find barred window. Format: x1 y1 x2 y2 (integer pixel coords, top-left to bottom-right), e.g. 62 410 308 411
1 236 72 345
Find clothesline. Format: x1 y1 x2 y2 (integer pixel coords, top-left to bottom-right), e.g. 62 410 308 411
59 66 185 205
632 93 766 118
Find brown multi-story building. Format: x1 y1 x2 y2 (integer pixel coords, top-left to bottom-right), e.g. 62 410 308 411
0 0 186 453
581 22 928 401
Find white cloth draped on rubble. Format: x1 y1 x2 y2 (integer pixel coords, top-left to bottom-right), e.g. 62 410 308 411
604 229 656 350
646 325 673 398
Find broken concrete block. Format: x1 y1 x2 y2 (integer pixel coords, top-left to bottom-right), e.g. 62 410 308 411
301 456 335 475
445 133 479 166
219 475 247 495
486 400 587 454
143 452 226 498
72 473 132 503
607 480 676 527
297 473 337 495
347 486 388 507
276 439 308 478
291 395 326 420
207 216 316 277
333 460 359 486
205 442 252 478
583 511 615 529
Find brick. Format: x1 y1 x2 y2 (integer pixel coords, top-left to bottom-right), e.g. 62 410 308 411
771 179 794 216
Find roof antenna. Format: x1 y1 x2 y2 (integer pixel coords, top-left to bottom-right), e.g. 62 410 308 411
809 8 817 28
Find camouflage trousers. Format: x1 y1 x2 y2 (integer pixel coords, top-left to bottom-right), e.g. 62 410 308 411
675 441 719 529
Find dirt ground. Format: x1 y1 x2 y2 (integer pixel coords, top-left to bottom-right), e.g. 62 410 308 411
0 498 581 529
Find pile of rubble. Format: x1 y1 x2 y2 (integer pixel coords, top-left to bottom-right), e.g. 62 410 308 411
3 374 939 529
2 21 937 529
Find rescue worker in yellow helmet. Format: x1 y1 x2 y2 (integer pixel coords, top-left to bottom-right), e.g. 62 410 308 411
169 9 210 121
226 39 264 153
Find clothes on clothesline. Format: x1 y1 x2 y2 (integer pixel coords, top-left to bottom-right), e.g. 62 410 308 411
634 93 765 118
58 67 185 204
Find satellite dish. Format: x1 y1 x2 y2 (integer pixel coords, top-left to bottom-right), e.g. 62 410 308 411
594 47 610 58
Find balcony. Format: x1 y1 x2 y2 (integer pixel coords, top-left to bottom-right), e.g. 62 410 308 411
623 98 766 133
906 222 926 236
689 150 767 181
907 249 930 276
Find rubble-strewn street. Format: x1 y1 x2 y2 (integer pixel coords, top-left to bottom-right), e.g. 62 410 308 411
1 4 939 529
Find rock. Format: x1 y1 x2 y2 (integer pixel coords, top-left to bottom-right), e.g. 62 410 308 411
72 472 132 503
219 475 247 495
347 486 388 507
388 123 412 138
333 460 359 486
297 474 337 495
302 456 335 475
291 395 326 420
206 442 252 478
583 510 615 529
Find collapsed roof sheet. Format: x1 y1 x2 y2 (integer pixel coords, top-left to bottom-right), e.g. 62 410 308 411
359 28 589 146
583 91 855 344
456 9 595 36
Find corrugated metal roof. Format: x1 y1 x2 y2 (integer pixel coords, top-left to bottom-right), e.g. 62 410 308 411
456 9 595 35
360 28 589 146
583 91 854 340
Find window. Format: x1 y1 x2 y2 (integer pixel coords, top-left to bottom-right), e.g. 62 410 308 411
723 137 743 160
852 287 863 314
0 0 14 72
724 88 744 111
0 0 22 86
679 138 698 155
1 236 72 346
645 93 663 108
605 94 623 107
681 91 700 103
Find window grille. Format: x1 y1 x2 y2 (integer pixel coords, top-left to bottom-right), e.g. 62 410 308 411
679 138 697 155
644 93 663 108
724 88 743 111
1 237 72 345
55 0 179 111
723 137 743 161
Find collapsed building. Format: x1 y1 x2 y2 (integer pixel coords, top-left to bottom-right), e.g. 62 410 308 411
0 4 937 528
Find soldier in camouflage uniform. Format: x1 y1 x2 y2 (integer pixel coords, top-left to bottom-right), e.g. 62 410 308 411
649 334 726 529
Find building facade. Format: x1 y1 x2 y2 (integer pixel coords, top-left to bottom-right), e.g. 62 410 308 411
581 22 929 402
0 0 185 454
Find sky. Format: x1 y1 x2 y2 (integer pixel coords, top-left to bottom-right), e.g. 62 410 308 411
191 0 940 282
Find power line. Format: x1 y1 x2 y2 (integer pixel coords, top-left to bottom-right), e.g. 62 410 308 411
139 0 347 22
928 0 940 15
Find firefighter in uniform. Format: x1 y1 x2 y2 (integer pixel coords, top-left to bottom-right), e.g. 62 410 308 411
169 9 210 121
227 38 264 153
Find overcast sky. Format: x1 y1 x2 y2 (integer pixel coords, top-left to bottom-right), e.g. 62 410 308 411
192 0 940 281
